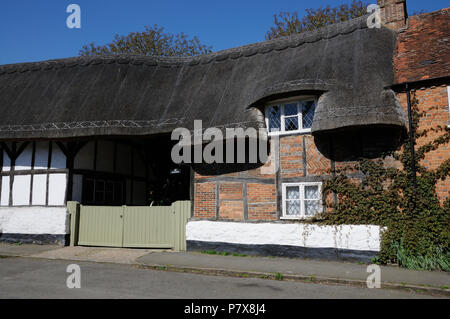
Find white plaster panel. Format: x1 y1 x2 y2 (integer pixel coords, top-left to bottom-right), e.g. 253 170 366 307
34 142 49 169
15 143 33 170
116 144 132 175
2 150 10 171
72 174 83 203
96 141 114 172
74 141 95 170
186 221 382 252
51 143 66 169
48 174 67 206
1 176 10 206
32 174 47 205
0 206 69 234
12 175 31 206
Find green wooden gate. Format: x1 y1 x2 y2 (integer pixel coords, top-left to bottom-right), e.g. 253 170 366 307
68 201 190 251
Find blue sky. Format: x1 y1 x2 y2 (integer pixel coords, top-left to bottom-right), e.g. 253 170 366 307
0 0 448 65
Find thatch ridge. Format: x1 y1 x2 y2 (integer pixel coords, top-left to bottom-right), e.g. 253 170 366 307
0 15 369 75
0 15 407 141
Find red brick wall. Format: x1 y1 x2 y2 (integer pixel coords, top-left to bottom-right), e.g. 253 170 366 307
393 8 450 202
396 85 450 201
192 8 450 221
247 183 277 220
398 86 449 170
394 8 450 83
218 182 244 220
193 182 216 219
280 135 304 178
379 0 407 30
304 135 331 176
193 179 277 221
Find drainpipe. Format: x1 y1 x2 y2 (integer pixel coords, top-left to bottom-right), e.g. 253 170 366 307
405 83 417 189
388 76 450 189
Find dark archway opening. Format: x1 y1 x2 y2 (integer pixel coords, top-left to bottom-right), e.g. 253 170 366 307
144 134 191 205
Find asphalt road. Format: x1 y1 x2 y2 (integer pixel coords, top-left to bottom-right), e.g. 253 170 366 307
0 257 443 299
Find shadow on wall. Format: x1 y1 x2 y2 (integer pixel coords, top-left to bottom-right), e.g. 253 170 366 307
190 124 406 176
313 124 406 161
192 162 265 176
190 137 268 176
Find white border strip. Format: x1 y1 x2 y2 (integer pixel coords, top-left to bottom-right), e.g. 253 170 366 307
187 221 382 251
0 207 69 234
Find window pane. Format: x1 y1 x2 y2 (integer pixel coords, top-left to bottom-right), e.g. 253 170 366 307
305 185 319 199
301 100 316 129
284 103 298 116
286 186 300 199
267 106 281 132
305 200 321 216
285 117 299 131
286 200 301 215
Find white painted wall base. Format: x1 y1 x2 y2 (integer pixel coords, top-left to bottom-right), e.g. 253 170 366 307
186 221 383 252
0 207 69 235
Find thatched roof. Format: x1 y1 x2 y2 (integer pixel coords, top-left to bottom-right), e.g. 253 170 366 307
0 15 406 141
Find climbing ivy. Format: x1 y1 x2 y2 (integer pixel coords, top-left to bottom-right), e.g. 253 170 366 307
317 92 450 271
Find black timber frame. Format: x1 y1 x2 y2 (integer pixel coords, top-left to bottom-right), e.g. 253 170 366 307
0 137 151 207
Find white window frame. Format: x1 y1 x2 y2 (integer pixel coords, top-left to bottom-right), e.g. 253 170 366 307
281 182 323 219
265 96 317 136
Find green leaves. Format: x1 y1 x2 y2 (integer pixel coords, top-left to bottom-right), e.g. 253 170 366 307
80 25 212 57
320 92 450 271
266 0 368 40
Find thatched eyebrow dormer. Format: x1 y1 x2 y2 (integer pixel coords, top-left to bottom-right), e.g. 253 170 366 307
0 15 406 158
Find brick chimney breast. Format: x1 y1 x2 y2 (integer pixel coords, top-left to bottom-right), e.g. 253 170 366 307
378 0 408 30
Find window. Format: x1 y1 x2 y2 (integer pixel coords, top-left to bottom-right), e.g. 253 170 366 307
282 182 322 219
82 176 124 205
265 97 316 135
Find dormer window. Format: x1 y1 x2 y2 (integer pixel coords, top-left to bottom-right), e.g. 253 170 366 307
265 97 316 135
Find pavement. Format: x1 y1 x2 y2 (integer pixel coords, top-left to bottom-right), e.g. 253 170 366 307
24 245 157 264
1 243 449 297
2 258 439 299
0 243 58 256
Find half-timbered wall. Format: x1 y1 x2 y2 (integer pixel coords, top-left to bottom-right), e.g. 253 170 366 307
0 141 69 244
0 140 148 208
72 140 148 206
0 141 67 207
0 139 149 244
